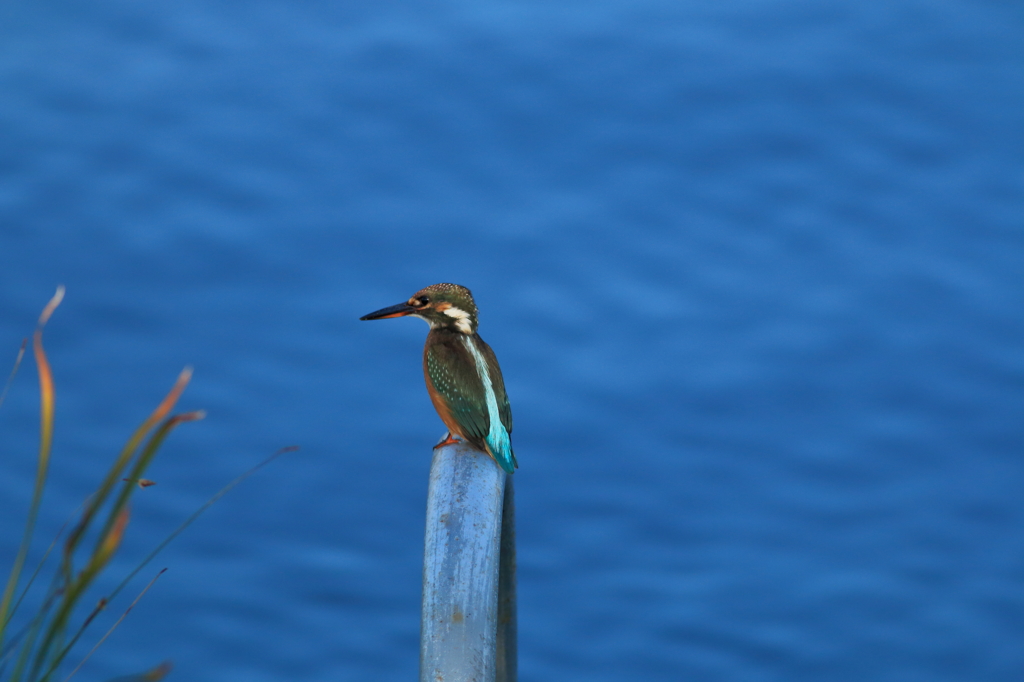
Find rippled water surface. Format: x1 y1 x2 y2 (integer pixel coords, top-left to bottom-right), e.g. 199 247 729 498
0 1 1020 680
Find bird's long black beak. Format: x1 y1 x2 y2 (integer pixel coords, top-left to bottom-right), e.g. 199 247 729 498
360 302 416 320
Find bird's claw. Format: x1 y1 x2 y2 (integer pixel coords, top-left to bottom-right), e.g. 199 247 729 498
433 433 462 449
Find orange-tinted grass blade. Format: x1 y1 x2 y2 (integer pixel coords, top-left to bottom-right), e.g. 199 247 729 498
0 338 27 411
37 406 202 678
37 286 65 327
122 479 157 488
107 446 298 605
100 661 172 682
92 509 129 572
63 368 193 569
39 405 199 681
96 411 205 550
60 570 167 682
0 287 64 650
34 327 56 488
142 367 193 431
140 662 173 681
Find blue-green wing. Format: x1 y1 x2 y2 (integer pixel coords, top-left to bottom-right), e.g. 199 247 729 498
424 332 517 473
424 332 491 448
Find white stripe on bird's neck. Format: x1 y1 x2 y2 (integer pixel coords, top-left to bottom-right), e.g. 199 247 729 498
442 306 473 334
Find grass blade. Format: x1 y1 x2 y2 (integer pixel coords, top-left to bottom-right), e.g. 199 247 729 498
0 286 64 649
0 338 27 411
95 411 204 557
1 500 86 665
102 661 172 682
107 446 298 605
34 408 199 681
62 368 193 575
60 570 166 682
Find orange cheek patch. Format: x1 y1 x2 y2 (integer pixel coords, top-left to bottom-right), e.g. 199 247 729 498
434 302 452 311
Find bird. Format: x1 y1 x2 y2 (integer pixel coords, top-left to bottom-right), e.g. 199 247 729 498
360 283 517 474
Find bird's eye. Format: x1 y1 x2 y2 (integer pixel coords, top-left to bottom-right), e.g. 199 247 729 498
410 296 429 308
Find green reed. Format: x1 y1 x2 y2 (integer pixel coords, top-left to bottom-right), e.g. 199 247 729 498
0 288 192 682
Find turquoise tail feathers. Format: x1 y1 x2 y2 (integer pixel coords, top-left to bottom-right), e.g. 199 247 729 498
486 428 517 475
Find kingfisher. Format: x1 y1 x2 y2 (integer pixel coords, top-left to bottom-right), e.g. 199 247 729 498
360 283 517 474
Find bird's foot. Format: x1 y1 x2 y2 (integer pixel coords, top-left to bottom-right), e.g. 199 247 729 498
433 432 462 449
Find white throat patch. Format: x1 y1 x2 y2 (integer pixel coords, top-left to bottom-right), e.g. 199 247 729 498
442 306 473 334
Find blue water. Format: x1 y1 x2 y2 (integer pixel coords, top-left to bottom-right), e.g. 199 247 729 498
1 1 1020 680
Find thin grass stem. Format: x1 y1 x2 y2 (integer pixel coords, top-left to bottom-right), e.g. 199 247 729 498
61 369 192 581
0 339 27 411
107 446 297 605
59 570 166 682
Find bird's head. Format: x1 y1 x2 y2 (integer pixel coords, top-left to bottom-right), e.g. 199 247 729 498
360 283 478 334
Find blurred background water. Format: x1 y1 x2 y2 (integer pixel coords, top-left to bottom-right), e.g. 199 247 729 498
0 1 1020 680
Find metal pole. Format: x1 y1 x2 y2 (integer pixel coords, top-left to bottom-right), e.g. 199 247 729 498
420 440 516 682
496 477 517 682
